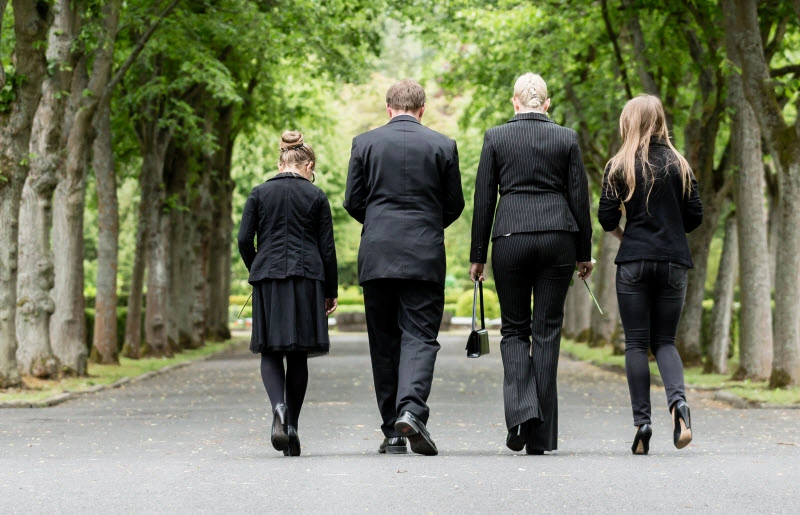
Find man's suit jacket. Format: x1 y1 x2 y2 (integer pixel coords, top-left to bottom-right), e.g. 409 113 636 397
238 173 338 299
469 112 592 264
344 115 465 285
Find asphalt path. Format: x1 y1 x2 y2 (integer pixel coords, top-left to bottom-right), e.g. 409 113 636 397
1 334 798 513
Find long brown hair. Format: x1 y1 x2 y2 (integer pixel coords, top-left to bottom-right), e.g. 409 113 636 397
605 95 692 204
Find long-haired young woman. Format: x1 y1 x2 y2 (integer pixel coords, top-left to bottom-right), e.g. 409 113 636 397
238 131 338 456
598 95 703 455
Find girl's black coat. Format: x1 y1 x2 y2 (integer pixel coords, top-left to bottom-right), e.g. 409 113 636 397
238 173 338 299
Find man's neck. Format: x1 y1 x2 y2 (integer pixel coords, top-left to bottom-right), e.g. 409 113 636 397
391 111 421 121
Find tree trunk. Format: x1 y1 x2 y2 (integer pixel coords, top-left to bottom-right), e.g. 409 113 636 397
122 193 147 359
727 0 800 386
770 163 800 387
675 199 720 366
142 144 172 358
589 231 620 348
16 177 59 377
92 97 119 364
723 52 774 380
50 0 121 372
705 214 737 374
205 116 234 342
767 192 779 292
0 0 53 387
189 159 214 348
50 159 89 375
16 0 80 378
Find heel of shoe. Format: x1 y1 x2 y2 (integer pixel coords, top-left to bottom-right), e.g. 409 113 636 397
285 425 301 457
506 424 526 452
631 424 652 455
271 403 289 451
672 401 692 449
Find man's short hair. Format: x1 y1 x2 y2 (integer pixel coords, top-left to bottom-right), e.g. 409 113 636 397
386 79 426 111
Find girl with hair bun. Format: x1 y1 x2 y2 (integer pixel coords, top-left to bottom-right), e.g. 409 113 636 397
238 130 338 457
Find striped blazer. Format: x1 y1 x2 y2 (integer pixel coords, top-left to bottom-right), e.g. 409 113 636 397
469 112 592 263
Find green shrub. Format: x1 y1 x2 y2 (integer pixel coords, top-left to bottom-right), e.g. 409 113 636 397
229 304 252 322
337 285 364 306
455 287 501 319
229 294 250 306
84 307 132 352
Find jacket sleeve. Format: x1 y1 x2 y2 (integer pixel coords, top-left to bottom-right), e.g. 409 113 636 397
343 137 367 224
469 131 499 264
316 194 339 299
442 140 465 229
598 165 623 232
237 190 258 271
565 131 593 262
682 172 703 233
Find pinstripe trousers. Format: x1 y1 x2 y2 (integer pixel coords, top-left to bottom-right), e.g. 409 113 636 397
492 231 576 452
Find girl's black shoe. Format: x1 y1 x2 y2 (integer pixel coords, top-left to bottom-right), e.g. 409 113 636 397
672 400 692 449
284 425 301 457
631 424 652 455
271 403 289 451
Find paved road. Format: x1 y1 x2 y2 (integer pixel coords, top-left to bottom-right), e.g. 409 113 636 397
1 334 798 513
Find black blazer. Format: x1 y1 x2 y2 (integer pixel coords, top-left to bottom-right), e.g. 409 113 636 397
598 138 703 268
469 112 593 263
344 115 465 285
238 173 338 298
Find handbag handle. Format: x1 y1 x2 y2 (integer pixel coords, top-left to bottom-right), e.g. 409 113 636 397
471 280 486 331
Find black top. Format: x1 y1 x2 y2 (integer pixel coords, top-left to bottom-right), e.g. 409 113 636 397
598 138 703 268
238 173 338 298
344 114 465 285
469 112 593 263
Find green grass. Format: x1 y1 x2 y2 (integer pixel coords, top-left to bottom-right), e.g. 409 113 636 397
561 339 800 406
0 340 240 404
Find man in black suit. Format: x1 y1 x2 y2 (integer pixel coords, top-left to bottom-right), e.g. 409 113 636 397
344 79 464 456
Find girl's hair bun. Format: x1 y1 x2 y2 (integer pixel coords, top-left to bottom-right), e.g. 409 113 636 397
280 131 304 151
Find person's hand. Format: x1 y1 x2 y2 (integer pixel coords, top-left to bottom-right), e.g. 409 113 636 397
577 261 594 281
325 298 338 316
470 263 485 282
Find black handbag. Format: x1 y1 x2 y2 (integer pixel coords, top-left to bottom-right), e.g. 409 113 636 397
466 280 490 358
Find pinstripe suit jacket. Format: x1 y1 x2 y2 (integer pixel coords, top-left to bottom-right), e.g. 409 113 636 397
469 112 593 263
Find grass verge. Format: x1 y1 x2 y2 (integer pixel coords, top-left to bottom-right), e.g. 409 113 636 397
561 339 800 406
0 339 240 404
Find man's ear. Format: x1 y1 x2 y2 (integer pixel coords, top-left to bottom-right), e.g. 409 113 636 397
417 105 425 121
512 96 521 112
543 98 551 113
386 104 393 118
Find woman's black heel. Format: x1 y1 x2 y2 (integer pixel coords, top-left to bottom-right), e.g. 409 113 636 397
672 400 692 449
506 424 526 452
284 425 301 457
631 424 652 455
271 403 289 451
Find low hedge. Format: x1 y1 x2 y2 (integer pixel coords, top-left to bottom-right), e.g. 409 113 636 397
84 307 140 352
455 287 501 319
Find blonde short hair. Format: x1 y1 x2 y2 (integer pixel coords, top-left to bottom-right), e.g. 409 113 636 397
513 73 548 110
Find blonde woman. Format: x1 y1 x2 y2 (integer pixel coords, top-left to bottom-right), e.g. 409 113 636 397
599 95 703 455
238 131 338 457
470 73 593 455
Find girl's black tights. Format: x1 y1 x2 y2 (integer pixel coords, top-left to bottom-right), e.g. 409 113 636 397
260 352 308 428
